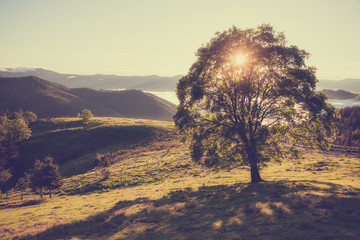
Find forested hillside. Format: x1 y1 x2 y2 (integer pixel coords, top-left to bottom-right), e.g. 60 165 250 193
335 106 360 147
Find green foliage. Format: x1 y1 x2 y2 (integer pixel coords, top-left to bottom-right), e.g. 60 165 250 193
8 118 32 142
174 24 338 183
335 106 360 147
94 152 113 179
15 172 31 200
0 111 34 192
31 156 62 198
93 152 113 168
12 110 38 125
0 169 12 192
78 109 94 125
22 111 38 124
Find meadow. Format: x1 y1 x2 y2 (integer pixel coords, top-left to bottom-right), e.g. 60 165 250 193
0 118 359 240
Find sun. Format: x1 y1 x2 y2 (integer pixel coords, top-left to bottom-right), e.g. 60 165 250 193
235 54 247 65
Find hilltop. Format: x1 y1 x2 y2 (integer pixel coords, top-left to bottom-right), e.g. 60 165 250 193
0 117 359 240
0 76 176 120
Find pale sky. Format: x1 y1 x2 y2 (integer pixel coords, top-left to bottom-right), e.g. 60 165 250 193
0 0 359 79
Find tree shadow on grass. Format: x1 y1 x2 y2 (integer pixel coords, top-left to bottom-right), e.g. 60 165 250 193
0 199 43 210
17 180 360 240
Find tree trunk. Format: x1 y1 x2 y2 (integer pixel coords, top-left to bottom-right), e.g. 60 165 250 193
40 187 43 199
248 145 263 183
49 188 52 198
250 162 263 183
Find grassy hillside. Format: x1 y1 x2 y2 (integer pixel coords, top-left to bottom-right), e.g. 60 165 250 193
15 117 173 177
1 118 360 240
0 76 176 120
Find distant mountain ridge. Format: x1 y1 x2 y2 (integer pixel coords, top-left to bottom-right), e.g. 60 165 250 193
0 68 182 91
0 76 176 120
322 89 360 100
2 67 359 93
317 79 360 93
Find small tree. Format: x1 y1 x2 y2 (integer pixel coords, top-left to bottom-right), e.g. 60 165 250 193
0 169 12 198
93 153 112 179
22 111 38 125
31 158 45 198
31 156 62 198
78 109 94 125
16 172 31 201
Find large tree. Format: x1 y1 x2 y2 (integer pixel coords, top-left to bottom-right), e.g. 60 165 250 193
174 25 338 183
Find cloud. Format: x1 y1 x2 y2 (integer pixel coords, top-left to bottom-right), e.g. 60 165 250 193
0 67 35 73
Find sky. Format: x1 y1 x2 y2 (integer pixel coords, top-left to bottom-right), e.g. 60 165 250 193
0 0 359 79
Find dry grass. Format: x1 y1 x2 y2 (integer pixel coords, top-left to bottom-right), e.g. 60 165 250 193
1 117 359 240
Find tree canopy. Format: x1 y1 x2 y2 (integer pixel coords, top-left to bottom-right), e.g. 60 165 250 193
78 109 94 125
0 112 34 193
174 25 338 183
31 156 62 198
334 106 360 147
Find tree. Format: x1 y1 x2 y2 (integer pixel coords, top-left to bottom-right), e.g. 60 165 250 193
0 169 12 197
15 172 31 201
93 153 112 179
0 113 32 194
334 106 360 147
31 156 62 198
21 111 38 125
174 25 338 183
78 109 94 125
12 110 38 125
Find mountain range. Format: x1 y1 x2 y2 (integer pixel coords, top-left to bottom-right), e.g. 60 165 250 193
321 89 360 100
1 68 360 93
317 79 360 94
0 68 181 91
0 76 176 120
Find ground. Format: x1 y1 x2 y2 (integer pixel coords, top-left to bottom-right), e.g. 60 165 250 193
0 118 359 240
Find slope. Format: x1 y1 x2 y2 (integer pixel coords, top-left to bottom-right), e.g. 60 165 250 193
14 117 174 178
0 118 359 240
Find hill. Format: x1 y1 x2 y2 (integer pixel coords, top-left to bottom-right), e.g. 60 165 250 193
0 76 176 120
11 118 173 179
0 68 181 91
322 89 359 99
0 117 360 240
317 79 360 93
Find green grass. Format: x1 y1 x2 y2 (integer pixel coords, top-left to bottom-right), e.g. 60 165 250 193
17 117 173 177
1 117 360 240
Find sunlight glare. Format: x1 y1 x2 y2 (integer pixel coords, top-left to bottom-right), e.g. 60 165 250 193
235 54 247 65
